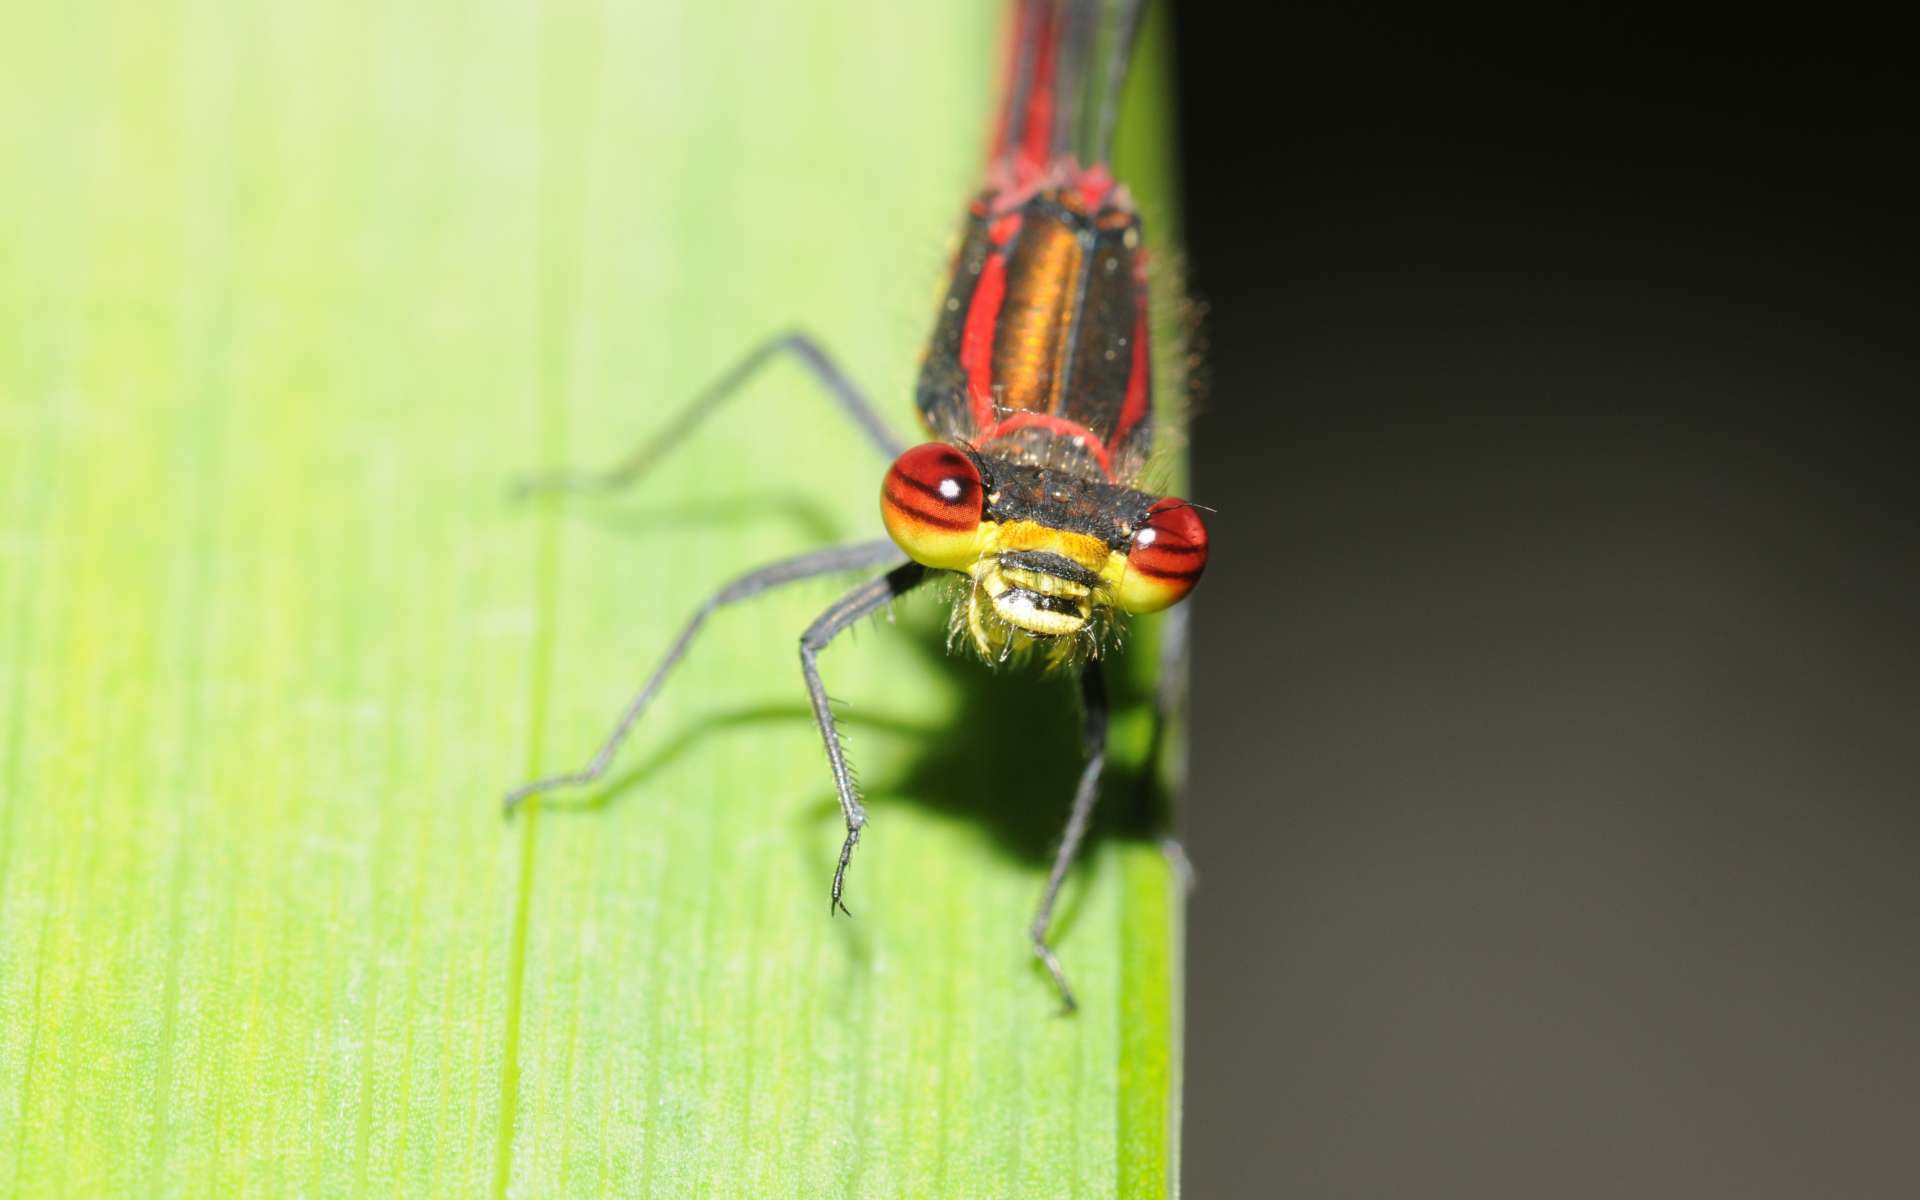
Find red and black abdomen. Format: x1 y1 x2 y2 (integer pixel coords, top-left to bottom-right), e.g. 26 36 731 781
915 197 997 446
915 180 1154 482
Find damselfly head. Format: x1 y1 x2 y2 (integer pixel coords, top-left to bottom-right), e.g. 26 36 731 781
881 441 1209 666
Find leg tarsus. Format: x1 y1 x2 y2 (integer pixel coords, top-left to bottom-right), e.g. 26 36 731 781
830 824 862 917
1031 910 1086 1012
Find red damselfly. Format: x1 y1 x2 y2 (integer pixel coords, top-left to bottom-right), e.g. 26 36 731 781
504 0 1206 1012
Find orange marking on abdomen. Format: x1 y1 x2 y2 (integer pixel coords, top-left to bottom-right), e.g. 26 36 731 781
992 215 1082 417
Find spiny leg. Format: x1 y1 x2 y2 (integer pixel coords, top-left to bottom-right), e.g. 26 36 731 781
503 539 906 815
516 330 906 498
1031 658 1109 1014
798 561 930 916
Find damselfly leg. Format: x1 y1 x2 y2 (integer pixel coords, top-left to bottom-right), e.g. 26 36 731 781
514 330 904 498
501 539 906 816
798 562 931 915
1029 660 1108 1012
504 325 909 817
510 0 1204 1010
501 322 934 907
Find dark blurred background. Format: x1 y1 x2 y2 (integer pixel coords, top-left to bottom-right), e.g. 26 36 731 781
1171 4 1917 1196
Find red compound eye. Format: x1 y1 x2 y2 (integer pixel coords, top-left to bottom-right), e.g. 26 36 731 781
881 443 989 570
1116 498 1209 613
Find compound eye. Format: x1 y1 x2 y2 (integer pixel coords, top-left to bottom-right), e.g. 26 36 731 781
881 443 989 570
1115 498 1209 613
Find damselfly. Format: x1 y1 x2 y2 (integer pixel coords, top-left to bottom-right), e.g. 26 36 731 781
505 0 1206 1012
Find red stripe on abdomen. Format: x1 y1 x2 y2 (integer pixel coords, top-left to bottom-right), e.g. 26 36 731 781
1115 287 1151 448
961 253 1008 430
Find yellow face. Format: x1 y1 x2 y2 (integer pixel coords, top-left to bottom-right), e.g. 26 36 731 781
965 521 1110 652
881 443 1209 663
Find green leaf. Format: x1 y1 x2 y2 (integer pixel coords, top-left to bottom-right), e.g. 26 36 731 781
0 1 1184 1195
